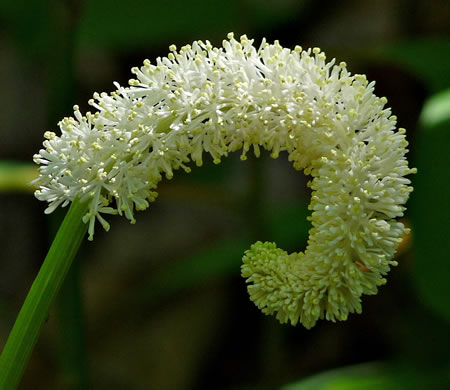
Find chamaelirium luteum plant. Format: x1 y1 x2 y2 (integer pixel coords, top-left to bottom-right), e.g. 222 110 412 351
34 33 415 328
0 32 416 389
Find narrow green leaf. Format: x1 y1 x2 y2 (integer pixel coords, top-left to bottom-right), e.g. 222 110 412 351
0 161 38 193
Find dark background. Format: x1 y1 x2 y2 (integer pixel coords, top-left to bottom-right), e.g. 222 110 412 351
0 0 449 389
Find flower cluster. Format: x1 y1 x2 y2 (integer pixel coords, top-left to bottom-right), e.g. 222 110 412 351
34 33 415 328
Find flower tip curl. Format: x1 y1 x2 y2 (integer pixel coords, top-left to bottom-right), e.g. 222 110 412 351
242 242 308 327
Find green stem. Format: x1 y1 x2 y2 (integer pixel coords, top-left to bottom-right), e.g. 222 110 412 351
0 199 89 389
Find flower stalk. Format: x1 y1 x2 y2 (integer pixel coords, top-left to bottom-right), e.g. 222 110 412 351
0 199 88 390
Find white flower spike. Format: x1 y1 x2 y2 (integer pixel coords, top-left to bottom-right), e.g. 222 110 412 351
34 33 415 328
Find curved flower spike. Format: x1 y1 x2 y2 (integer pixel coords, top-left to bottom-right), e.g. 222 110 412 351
33 33 415 328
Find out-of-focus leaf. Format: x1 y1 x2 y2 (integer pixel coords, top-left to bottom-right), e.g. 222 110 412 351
379 38 450 93
264 202 310 249
238 0 308 31
410 88 450 322
180 155 237 185
281 362 447 390
0 0 51 57
134 201 309 304
0 161 38 193
419 88 450 128
139 238 251 303
77 0 241 50
77 0 305 51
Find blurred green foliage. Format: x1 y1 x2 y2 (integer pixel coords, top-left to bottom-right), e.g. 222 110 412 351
0 0 449 389
283 362 448 390
411 89 450 323
380 39 450 94
78 0 241 50
0 0 52 57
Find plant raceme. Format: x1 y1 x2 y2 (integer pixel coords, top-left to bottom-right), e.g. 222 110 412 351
33 33 415 328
